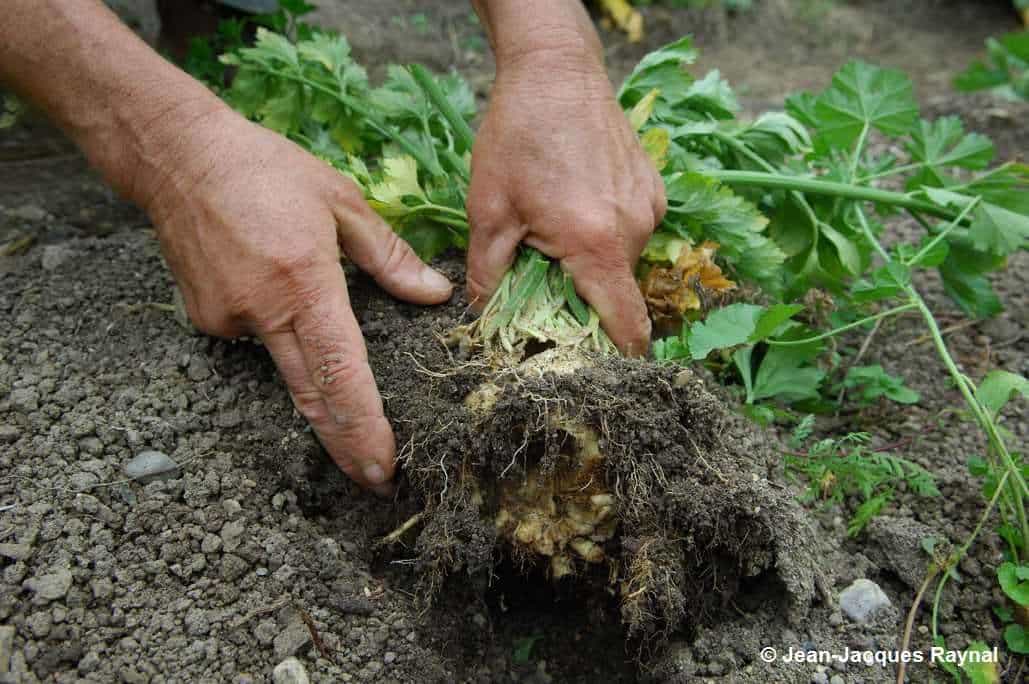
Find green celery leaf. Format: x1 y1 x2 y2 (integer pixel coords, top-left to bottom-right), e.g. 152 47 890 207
733 346 755 402
259 82 304 133
680 70 738 120
905 117 994 182
784 91 820 130
819 223 863 275
224 67 271 116
749 304 805 342
752 345 825 403
617 37 698 105
396 222 460 261
687 303 765 360
734 112 812 164
663 173 786 288
297 32 357 76
960 642 999 684
964 163 1029 214
969 202 1029 256
899 235 950 268
813 61 919 148
843 365 920 405
922 187 1029 256
1004 625 1029 655
938 254 1003 319
976 371 1028 419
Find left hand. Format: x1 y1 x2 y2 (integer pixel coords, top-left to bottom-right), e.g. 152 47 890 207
465 45 666 356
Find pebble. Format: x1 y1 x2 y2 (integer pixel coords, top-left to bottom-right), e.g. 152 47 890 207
272 657 310 684
830 676 845 684
811 673 829 684
8 388 39 413
273 619 311 659
828 611 843 627
0 425 19 444
41 245 75 271
220 519 246 552
839 579 892 624
9 204 46 221
0 544 32 561
69 472 99 491
123 450 179 483
23 568 73 602
0 624 13 675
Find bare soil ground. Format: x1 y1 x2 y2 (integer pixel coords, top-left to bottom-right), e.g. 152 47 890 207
1 1 1027 682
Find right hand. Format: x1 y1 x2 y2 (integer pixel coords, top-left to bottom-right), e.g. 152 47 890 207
141 107 453 496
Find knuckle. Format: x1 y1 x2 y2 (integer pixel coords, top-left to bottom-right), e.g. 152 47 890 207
311 349 365 398
329 177 366 210
290 387 329 424
376 230 417 276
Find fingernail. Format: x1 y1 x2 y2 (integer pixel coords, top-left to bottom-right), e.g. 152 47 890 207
421 268 452 295
363 463 387 485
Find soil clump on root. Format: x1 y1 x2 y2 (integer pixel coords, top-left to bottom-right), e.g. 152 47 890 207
357 257 823 657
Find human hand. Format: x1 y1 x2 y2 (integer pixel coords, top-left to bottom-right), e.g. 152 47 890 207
465 44 666 356
141 107 453 495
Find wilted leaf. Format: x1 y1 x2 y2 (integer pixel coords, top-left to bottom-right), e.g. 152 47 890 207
599 0 643 43
640 240 735 323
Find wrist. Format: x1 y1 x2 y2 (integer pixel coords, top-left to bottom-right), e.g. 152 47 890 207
474 0 604 75
85 79 233 216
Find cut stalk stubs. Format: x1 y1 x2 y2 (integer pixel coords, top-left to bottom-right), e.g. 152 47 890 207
454 248 615 361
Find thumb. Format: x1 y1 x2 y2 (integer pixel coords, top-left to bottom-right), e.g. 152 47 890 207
333 189 453 305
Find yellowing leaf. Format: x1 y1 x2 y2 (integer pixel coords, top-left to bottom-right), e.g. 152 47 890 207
599 0 643 43
367 155 425 218
628 88 659 131
640 127 670 170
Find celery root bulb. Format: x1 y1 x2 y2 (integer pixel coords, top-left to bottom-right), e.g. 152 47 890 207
353 267 822 655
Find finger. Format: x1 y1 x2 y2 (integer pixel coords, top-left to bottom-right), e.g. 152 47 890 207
651 170 668 226
332 191 453 306
561 251 652 357
466 219 523 311
267 266 397 495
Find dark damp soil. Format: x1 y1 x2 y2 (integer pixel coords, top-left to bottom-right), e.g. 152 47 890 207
1 1 1027 683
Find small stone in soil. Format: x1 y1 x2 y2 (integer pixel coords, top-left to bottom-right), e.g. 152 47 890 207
23 568 73 602
839 579 892 624
0 544 31 561
272 657 310 684
123 450 179 483
0 425 19 444
273 619 312 659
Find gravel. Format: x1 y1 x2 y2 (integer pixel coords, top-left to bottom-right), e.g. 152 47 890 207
839 579 893 624
122 449 179 483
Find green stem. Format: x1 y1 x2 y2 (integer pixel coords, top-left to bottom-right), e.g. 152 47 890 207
848 122 870 182
262 67 442 176
767 303 917 346
706 170 960 220
905 198 979 267
409 64 477 154
717 133 824 237
854 208 1029 542
858 160 927 183
931 468 1011 640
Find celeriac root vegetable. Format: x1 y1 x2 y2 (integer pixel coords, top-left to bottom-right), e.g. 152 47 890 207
365 280 822 651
